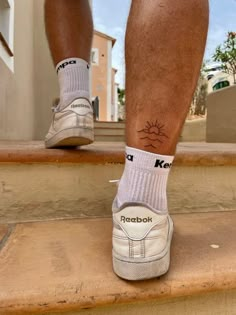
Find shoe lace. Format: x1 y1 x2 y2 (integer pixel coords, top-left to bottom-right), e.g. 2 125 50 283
51 98 60 113
109 179 120 186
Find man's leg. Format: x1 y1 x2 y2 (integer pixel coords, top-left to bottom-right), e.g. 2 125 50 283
112 0 209 280
44 0 94 148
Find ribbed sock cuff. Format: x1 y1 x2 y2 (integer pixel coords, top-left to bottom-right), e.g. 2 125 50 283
56 58 90 109
125 146 174 173
115 146 174 213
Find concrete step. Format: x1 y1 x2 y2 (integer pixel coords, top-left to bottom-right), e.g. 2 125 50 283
95 128 125 136
94 119 206 142
94 122 125 142
95 135 125 142
0 141 236 223
94 121 125 129
0 211 235 315
180 118 206 142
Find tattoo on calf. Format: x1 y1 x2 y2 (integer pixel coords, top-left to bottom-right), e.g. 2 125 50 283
138 121 169 149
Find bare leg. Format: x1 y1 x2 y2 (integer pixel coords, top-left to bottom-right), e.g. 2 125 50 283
112 0 209 281
44 0 93 64
44 0 94 148
125 0 209 155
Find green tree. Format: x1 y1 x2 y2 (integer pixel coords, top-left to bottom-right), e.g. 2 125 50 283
118 88 125 105
117 88 125 121
213 31 236 84
194 79 208 115
190 62 208 116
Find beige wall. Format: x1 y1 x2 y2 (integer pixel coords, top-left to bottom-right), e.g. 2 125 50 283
180 118 206 142
111 68 118 121
92 34 109 121
206 85 236 143
0 0 35 140
0 0 57 140
33 0 59 140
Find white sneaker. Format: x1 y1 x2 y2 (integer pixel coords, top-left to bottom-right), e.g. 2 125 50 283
45 97 94 148
112 203 173 280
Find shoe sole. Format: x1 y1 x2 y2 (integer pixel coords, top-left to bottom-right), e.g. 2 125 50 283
45 127 94 148
113 217 174 281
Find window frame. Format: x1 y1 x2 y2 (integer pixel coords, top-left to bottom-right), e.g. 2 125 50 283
91 48 99 66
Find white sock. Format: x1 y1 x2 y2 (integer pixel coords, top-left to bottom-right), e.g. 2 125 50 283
114 146 174 214
56 57 90 110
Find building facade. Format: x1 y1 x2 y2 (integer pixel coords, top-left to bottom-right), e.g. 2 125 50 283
208 72 234 93
91 31 118 122
205 63 235 93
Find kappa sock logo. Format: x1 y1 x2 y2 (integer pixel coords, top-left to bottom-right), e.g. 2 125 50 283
126 154 134 162
154 159 172 169
57 60 77 73
121 216 152 223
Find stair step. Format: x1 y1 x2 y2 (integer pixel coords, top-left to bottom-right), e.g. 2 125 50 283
0 141 236 223
0 141 235 165
94 135 125 142
94 121 125 129
94 122 125 141
0 211 235 314
94 120 206 143
94 129 125 136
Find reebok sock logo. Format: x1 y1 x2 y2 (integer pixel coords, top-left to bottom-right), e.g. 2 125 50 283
154 159 172 169
121 216 152 223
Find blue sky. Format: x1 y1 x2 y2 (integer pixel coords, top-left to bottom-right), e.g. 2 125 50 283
93 0 236 87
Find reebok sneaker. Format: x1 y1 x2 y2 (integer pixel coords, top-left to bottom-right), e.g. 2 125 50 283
45 97 94 148
112 203 173 280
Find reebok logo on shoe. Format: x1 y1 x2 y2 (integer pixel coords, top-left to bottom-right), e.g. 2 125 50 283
71 104 91 109
120 216 152 223
67 98 93 116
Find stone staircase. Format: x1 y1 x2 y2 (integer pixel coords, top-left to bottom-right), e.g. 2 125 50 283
94 119 206 142
94 121 125 142
0 141 236 314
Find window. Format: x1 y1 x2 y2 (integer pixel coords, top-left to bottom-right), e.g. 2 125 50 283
91 48 99 65
207 74 214 81
0 0 14 71
213 81 230 91
92 96 99 120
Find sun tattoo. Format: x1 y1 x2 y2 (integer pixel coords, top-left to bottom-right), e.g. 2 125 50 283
138 120 169 149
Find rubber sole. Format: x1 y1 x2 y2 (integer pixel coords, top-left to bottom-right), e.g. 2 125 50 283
45 128 94 148
113 217 174 281
113 250 171 281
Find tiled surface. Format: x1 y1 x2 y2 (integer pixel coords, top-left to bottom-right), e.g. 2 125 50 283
0 211 235 314
0 141 236 165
